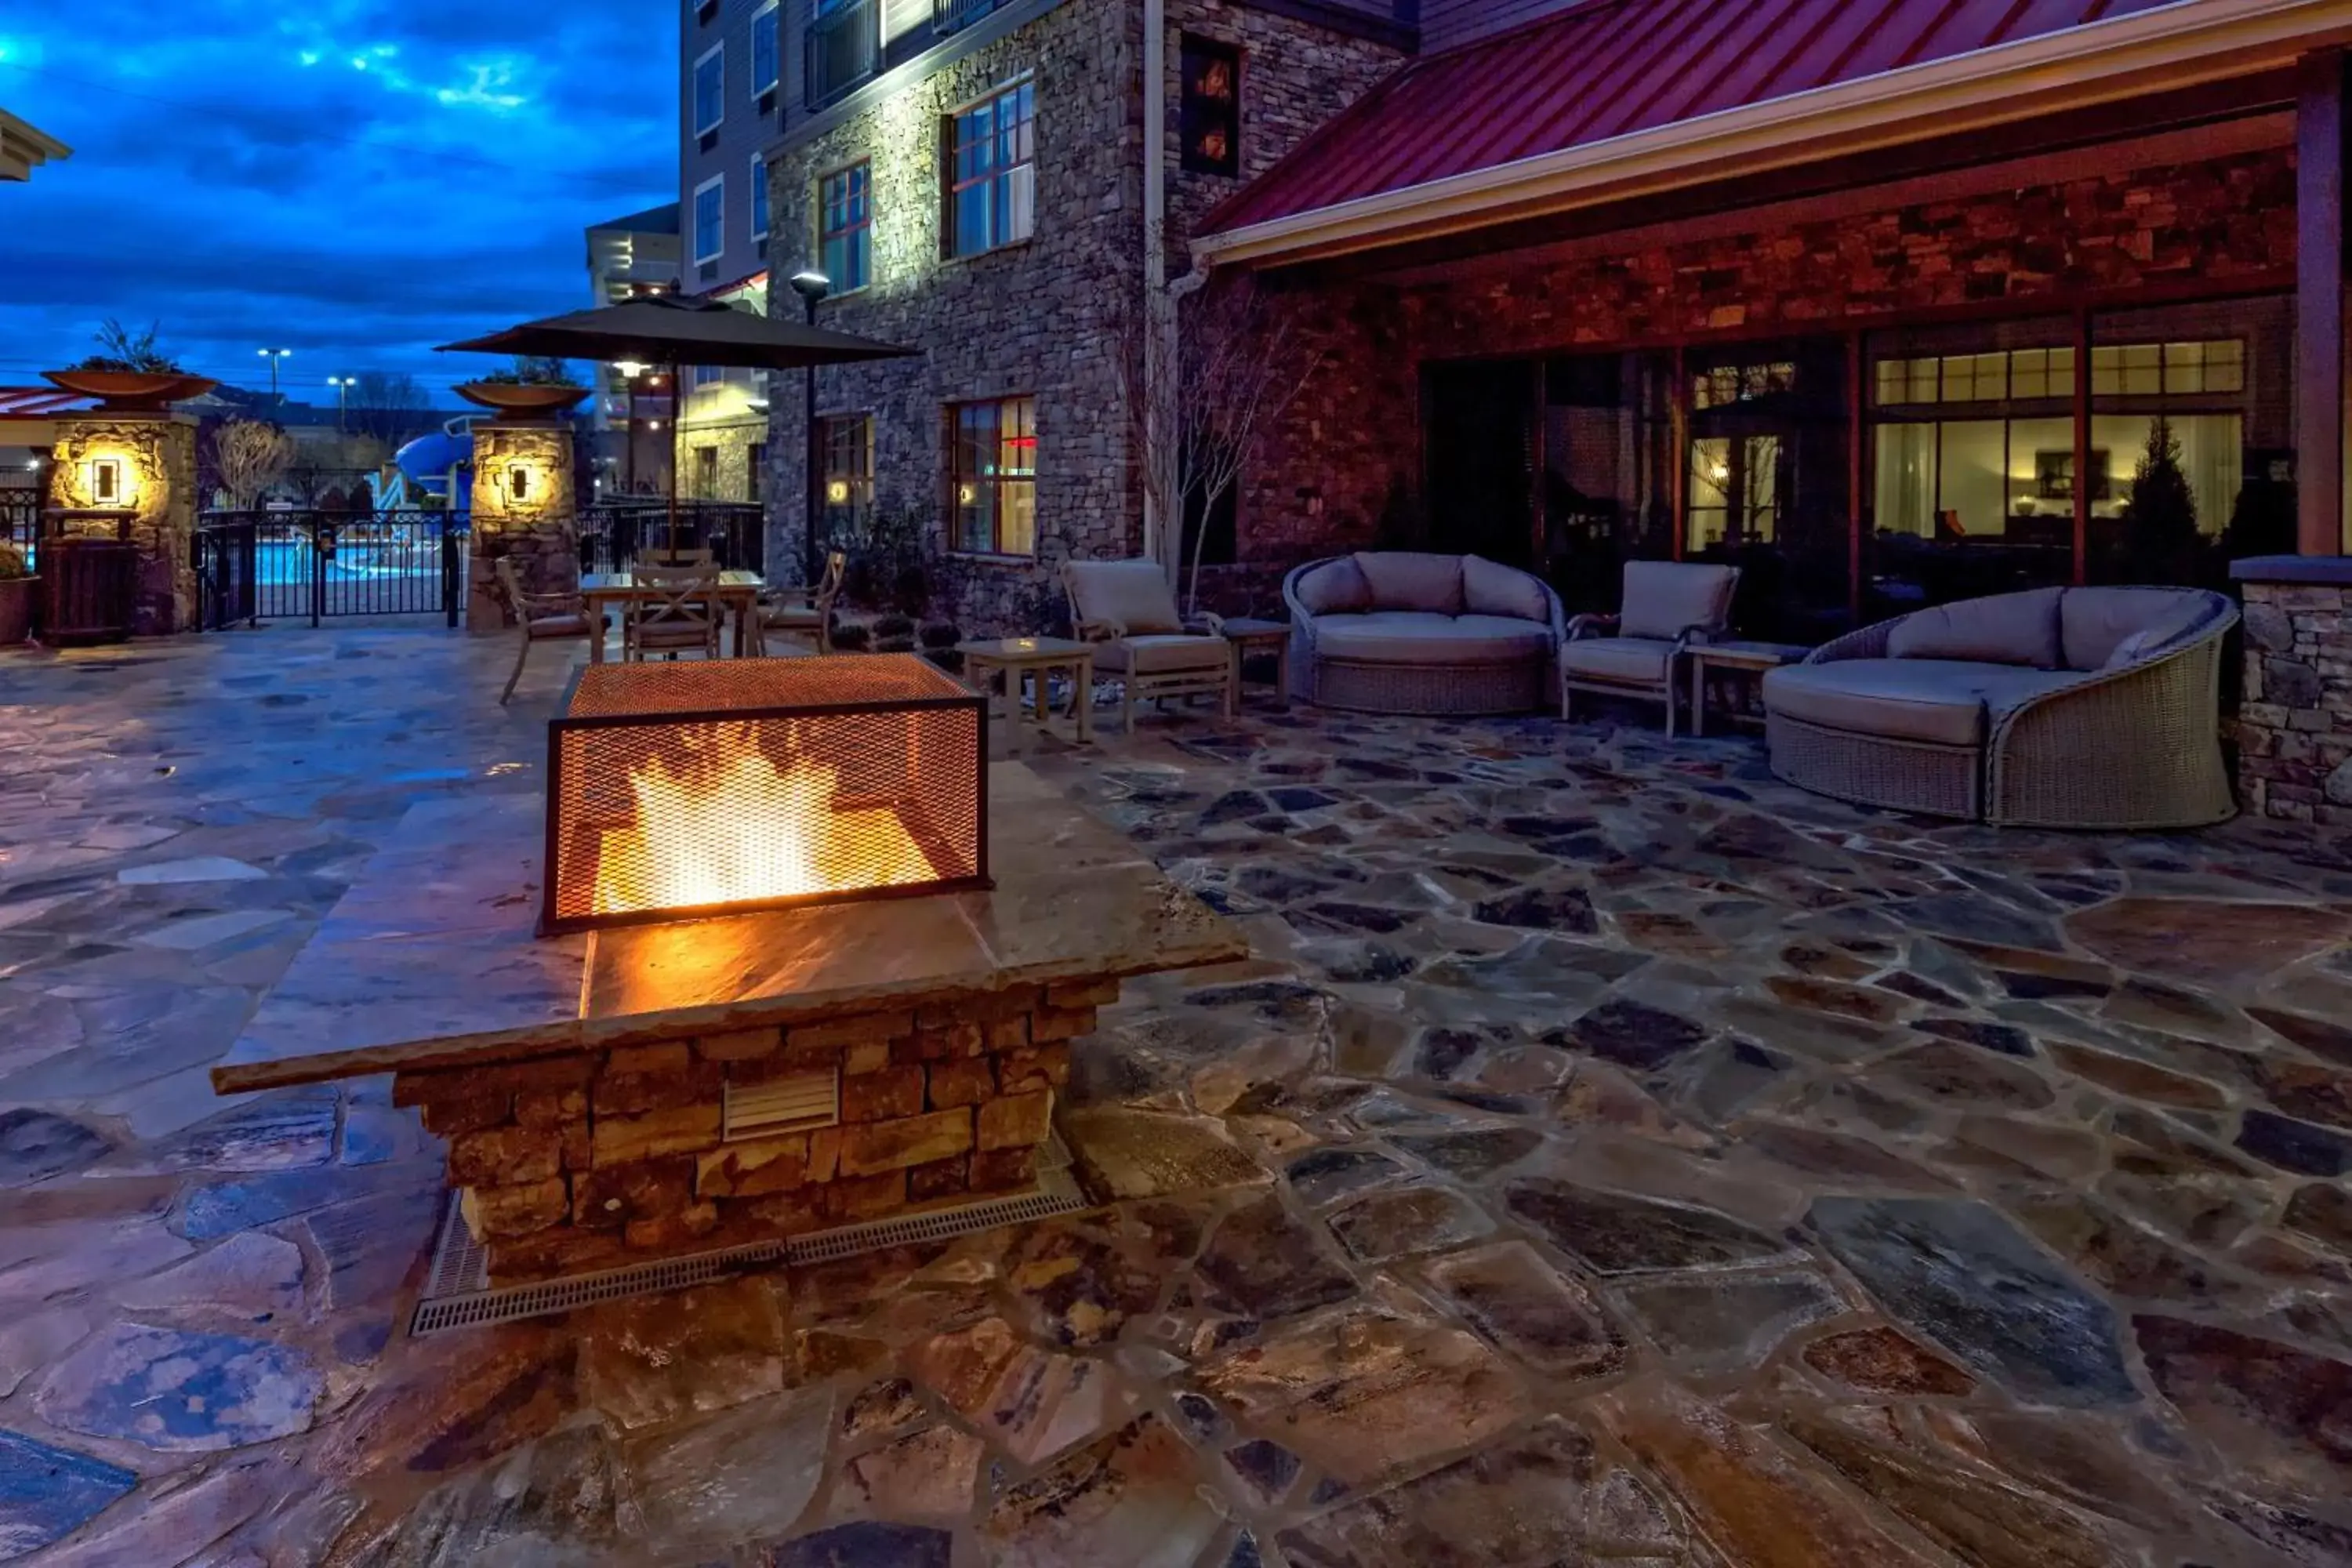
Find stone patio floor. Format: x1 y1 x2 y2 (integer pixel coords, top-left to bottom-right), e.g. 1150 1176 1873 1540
2 627 2351 1566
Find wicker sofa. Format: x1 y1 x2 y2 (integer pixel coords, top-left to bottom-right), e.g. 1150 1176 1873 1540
1283 552 1566 715
1762 585 2238 827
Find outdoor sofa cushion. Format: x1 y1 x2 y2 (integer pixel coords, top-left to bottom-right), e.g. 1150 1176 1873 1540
526 613 590 637
1090 634 1231 675
1310 611 1552 666
1352 552 1466 616
1764 659 2082 747
2062 586 2224 671
1293 556 1374 615
1067 560 1186 635
1620 560 1738 641
1463 554 1553 622
1560 637 1677 685
1885 586 2063 668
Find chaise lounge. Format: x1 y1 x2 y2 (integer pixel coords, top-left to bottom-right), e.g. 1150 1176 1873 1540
1762 584 2238 827
1283 552 1565 715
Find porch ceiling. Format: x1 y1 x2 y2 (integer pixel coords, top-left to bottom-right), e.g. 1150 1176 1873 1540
1196 0 2352 268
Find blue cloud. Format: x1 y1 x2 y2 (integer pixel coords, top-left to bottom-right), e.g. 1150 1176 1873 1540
0 0 673 402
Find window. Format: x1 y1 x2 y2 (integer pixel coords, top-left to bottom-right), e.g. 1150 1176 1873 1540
693 44 725 136
691 446 720 500
692 175 724 264
693 362 724 388
1179 36 1242 176
750 154 771 242
749 441 768 505
751 1 780 96
820 163 871 292
820 414 873 543
946 79 1035 258
949 396 1036 554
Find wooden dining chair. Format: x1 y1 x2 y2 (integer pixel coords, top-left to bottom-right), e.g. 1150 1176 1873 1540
625 564 724 662
640 545 715 568
761 551 846 655
492 557 590 704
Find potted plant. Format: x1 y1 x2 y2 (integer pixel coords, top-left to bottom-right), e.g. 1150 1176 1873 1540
0 542 37 646
456 356 591 423
41 319 216 410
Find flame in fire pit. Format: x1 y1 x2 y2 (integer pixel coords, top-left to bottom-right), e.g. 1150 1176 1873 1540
591 721 938 916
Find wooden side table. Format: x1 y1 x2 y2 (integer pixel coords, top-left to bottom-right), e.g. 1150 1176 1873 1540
958 637 1095 745
1221 619 1291 706
1687 641 1812 737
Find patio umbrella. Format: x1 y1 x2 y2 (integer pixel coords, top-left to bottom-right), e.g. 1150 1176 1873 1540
437 293 917 557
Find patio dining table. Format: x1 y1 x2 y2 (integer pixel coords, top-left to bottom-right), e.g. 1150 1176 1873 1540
579 569 765 662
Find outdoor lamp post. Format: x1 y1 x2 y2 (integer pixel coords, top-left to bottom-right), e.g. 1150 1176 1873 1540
613 361 646 494
789 268 830 586
257 347 292 405
327 375 354 433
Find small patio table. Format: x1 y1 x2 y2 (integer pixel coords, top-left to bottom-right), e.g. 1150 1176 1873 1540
1221 619 1292 706
579 569 764 662
959 637 1095 746
1687 640 1812 736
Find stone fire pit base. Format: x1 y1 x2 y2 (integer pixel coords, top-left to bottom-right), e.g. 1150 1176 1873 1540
394 979 1103 1283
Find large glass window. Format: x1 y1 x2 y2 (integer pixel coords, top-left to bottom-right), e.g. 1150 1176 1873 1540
750 155 770 243
1541 352 1675 614
692 176 724 264
946 80 1035 258
820 163 870 292
949 395 1036 555
750 1 780 96
692 45 724 136
1683 339 1850 641
820 413 872 545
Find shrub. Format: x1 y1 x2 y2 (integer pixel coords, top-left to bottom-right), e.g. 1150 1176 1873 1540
920 621 960 650
830 622 872 652
0 543 30 582
873 612 915 640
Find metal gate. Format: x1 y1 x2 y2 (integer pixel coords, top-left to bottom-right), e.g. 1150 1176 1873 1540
194 510 470 630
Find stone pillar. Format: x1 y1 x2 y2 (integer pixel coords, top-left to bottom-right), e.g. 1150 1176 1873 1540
468 421 579 633
45 414 198 637
2233 556 2352 822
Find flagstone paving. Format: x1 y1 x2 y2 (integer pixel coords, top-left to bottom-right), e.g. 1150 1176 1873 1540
2 628 2352 1565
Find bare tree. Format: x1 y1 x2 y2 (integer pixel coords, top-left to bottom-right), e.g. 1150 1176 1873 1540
210 419 296 511
1123 268 1321 612
346 372 431 446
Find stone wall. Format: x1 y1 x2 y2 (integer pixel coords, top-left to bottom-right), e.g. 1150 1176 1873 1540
676 410 768 505
45 415 199 636
2238 560 2352 824
1237 147 2300 575
468 423 579 632
390 978 1106 1283
760 0 1403 633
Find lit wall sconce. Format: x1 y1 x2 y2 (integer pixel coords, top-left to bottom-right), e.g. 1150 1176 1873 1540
957 485 975 506
89 456 127 507
509 464 532 501
826 480 851 505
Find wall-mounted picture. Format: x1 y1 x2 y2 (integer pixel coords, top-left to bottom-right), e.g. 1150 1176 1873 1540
2034 448 2111 503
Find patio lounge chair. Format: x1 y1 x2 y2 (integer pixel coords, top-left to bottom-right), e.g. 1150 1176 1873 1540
760 551 845 655
1762 584 2238 826
1062 559 1236 732
1283 553 1564 715
1560 561 1740 733
492 557 589 706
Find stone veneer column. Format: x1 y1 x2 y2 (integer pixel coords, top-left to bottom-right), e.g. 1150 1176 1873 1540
2233 555 2352 822
45 413 198 636
466 421 578 633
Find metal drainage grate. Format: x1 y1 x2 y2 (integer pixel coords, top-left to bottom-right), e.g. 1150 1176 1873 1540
409 1134 1084 1337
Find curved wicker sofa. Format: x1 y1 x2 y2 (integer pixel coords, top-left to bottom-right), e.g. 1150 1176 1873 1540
1283 552 1566 716
1762 585 2238 828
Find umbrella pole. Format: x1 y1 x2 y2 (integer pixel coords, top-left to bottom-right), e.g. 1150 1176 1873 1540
666 354 681 554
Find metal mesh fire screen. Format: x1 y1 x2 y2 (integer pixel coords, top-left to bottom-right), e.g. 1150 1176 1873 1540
542 654 989 935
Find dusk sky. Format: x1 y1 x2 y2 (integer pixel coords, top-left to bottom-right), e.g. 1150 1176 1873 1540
0 0 675 405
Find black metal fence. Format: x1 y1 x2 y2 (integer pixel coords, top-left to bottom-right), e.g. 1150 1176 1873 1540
194 510 471 630
579 502 765 574
0 490 36 561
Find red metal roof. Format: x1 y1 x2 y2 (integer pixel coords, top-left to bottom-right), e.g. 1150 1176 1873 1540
0 387 93 418
1203 0 2183 235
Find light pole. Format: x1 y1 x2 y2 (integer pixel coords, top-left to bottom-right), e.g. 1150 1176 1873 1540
326 376 354 433
257 347 292 405
789 268 830 586
613 361 646 495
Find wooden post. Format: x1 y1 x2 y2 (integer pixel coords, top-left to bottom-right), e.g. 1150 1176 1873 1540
2073 307 2092 586
1669 345 1689 561
2299 49 2347 557
1846 331 1865 623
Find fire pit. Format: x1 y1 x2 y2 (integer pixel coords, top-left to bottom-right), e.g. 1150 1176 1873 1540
543 655 989 935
